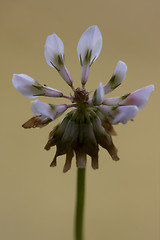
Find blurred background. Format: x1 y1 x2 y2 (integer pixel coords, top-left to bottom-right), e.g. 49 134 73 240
1 0 160 239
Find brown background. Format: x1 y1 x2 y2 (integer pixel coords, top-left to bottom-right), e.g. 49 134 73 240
1 0 160 239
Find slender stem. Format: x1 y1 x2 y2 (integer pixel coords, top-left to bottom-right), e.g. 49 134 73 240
74 168 86 240
71 84 76 92
63 94 73 100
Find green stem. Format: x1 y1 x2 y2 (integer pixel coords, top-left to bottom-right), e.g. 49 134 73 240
74 168 86 240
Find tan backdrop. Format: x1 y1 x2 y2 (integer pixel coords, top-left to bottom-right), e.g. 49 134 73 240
1 0 160 239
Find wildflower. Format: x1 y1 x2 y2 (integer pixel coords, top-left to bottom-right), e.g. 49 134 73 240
12 25 154 172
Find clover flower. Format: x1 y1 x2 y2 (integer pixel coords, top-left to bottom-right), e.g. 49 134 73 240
12 25 154 172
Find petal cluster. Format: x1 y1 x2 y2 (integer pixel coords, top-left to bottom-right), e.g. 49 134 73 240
12 25 154 172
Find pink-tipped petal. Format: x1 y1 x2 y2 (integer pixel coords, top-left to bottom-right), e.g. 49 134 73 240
41 86 63 97
99 105 138 124
112 105 138 124
55 104 68 118
120 85 154 109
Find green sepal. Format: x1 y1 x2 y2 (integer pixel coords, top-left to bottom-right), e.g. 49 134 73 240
57 54 64 66
92 89 97 105
121 93 130 100
49 104 56 110
90 56 96 66
84 49 92 64
32 85 43 91
111 106 118 111
50 61 60 71
80 54 83 66
109 75 116 85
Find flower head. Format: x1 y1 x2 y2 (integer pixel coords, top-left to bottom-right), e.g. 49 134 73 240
12 26 154 172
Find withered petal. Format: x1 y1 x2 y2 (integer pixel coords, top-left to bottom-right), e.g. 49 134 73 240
55 116 79 156
44 125 60 150
78 120 99 157
22 116 52 129
96 110 117 136
90 111 119 161
91 155 99 169
44 117 69 151
44 138 57 151
50 155 57 167
102 121 117 136
63 150 74 173
95 130 119 161
103 142 119 161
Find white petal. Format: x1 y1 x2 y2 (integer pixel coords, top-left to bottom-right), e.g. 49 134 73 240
104 61 127 94
32 100 54 119
77 25 102 65
44 33 64 69
99 105 138 124
92 82 105 105
112 105 138 124
31 100 67 120
44 33 73 86
12 74 63 98
114 60 127 83
12 74 40 98
120 85 154 109
55 104 68 118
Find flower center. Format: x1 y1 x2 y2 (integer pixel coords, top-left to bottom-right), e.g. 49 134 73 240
73 88 89 108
